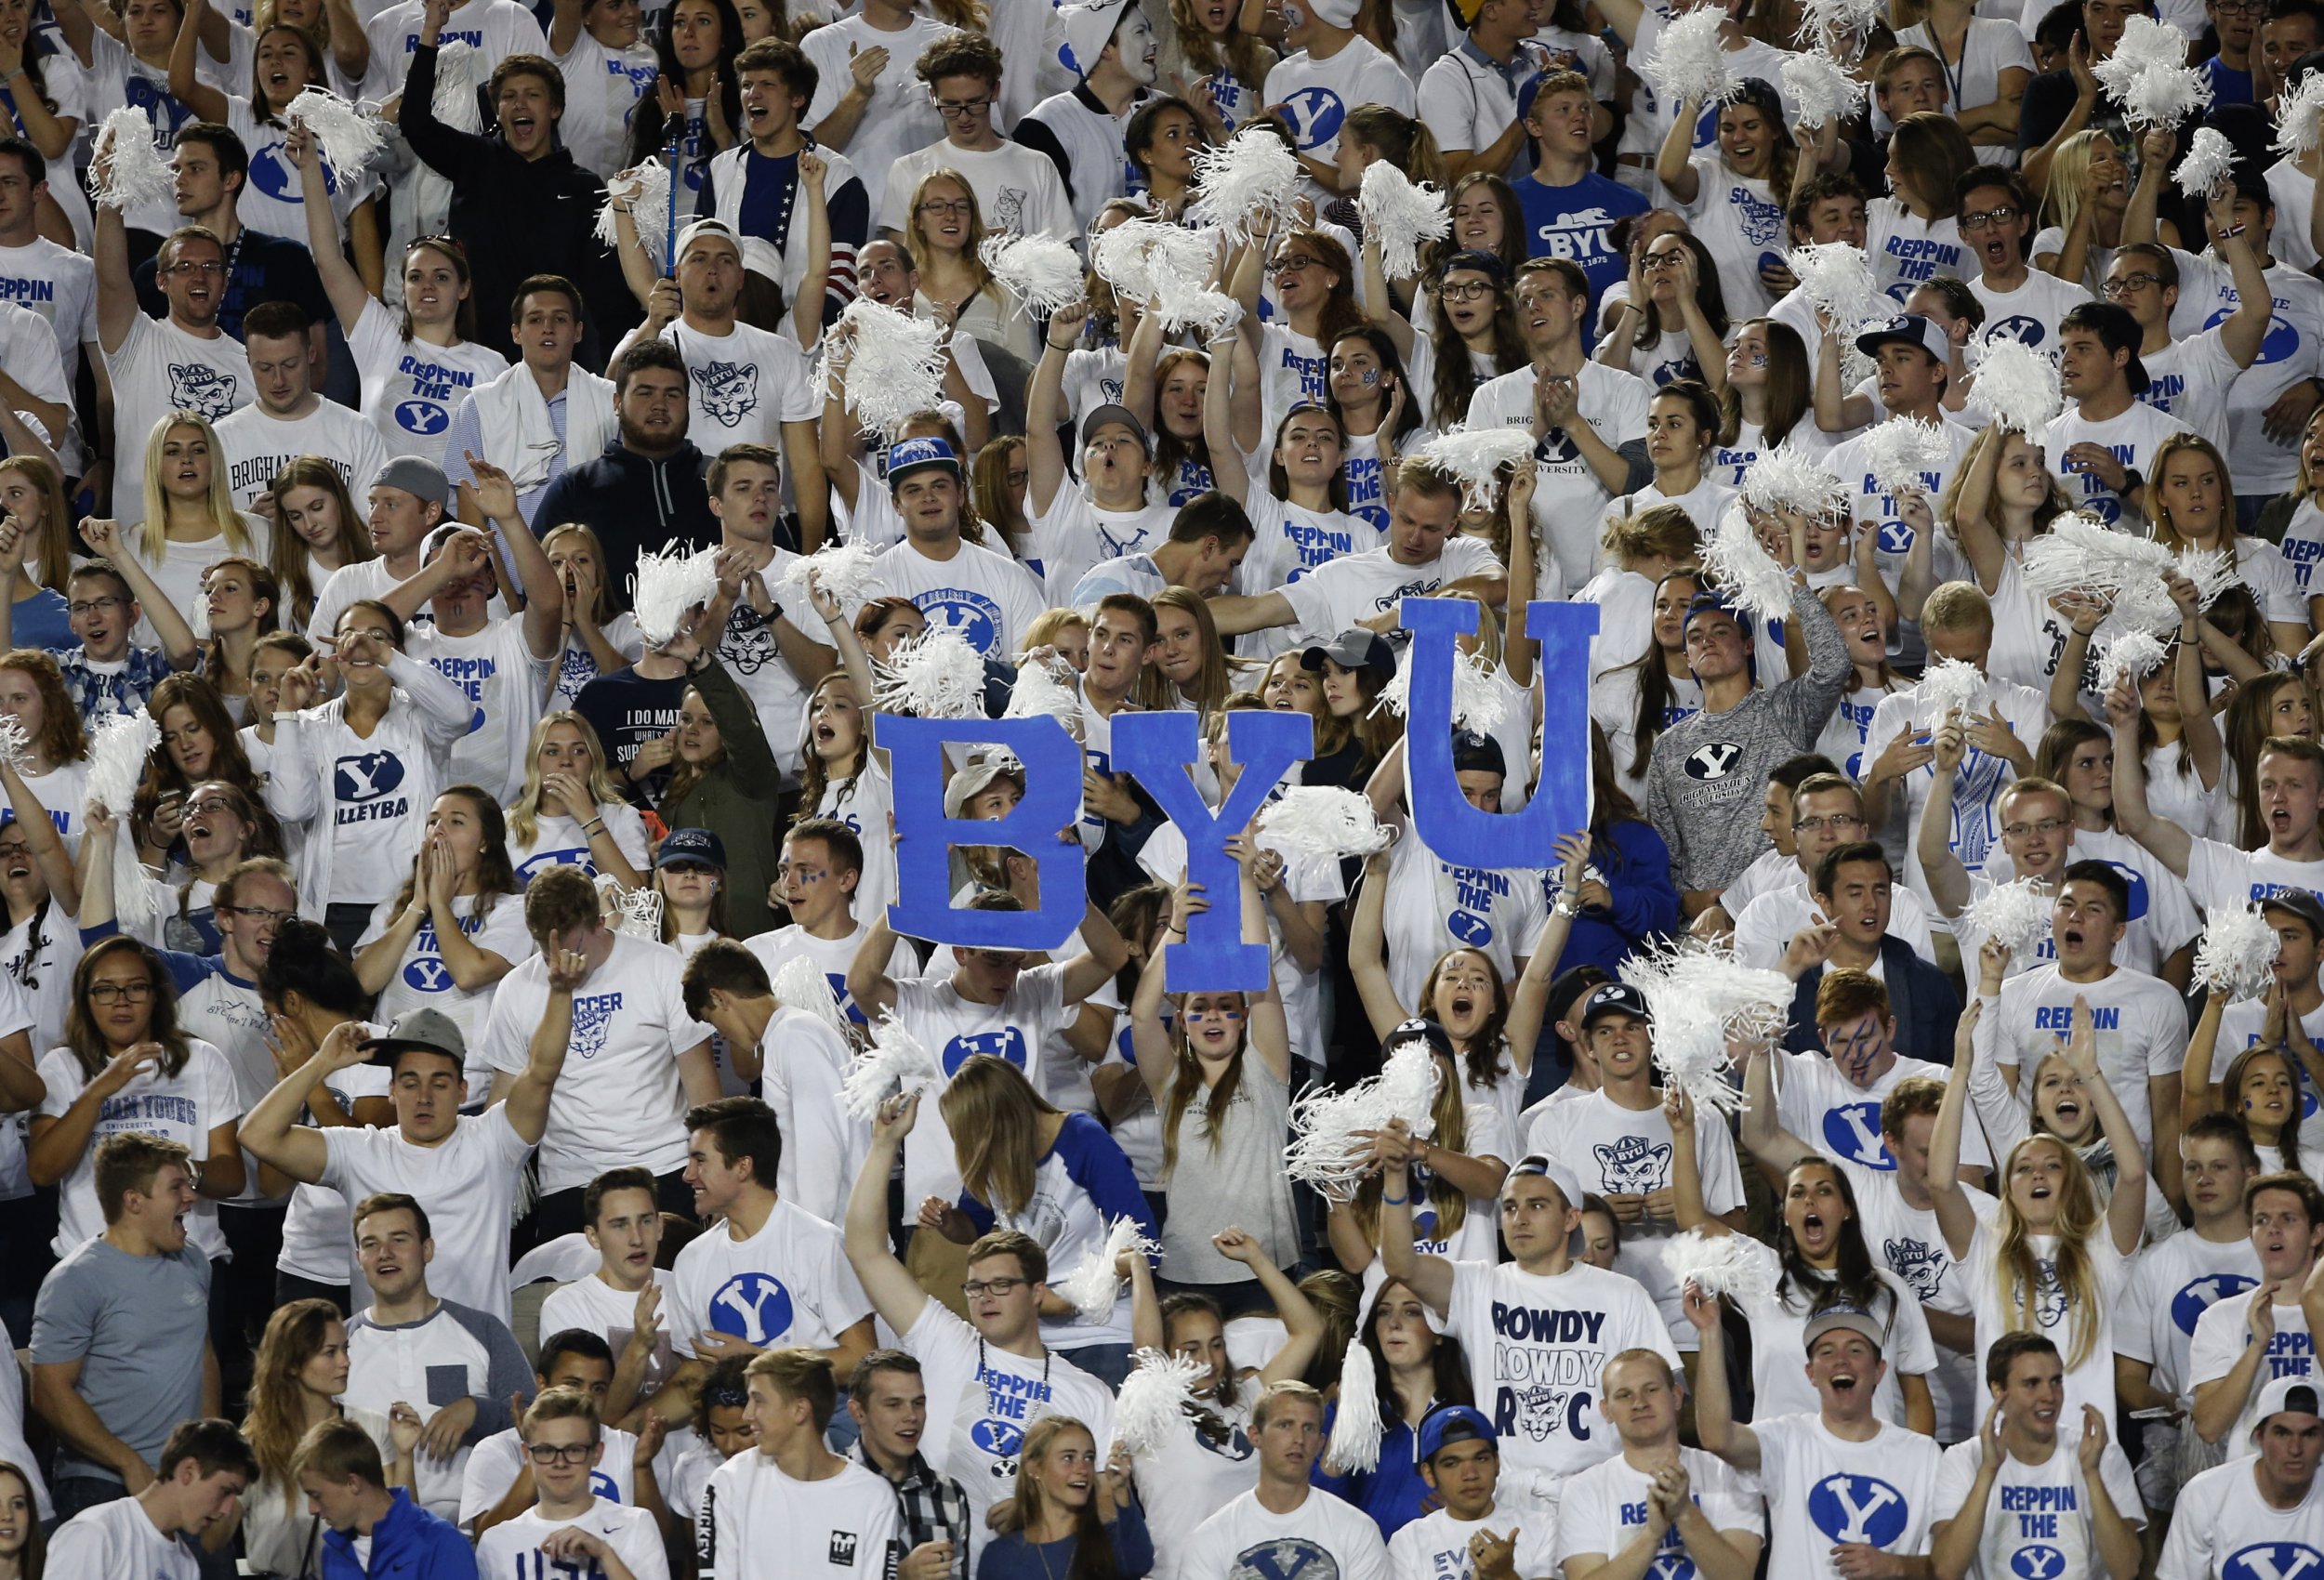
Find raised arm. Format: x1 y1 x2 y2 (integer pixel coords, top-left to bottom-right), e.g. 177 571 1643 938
0 758 76 915
1739 1039 1816 1182
1927 999 1983 1258
1917 718 1974 918
2056 994 2148 1255
1373 1163 1457 1315
844 1091 932 1334
238 1020 368 1185
1684 1282 1757 1470
847 912 903 1021
2103 671 2191 876
165 0 231 124
80 518 196 668
287 123 371 336
1200 325 1249 507
460 458 563 658
1025 301 1084 519
501 949 581 1144
1347 847 1410 1040
1655 99 1702 204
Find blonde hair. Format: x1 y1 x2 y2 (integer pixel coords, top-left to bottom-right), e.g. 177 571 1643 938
138 412 253 564
2041 132 2119 295
1921 580 1995 637
939 1056 1059 1217
1020 607 1089 663
2148 432 2239 560
0 455 73 595
1601 502 1702 569
1993 1134 2106 1369
506 712 627 847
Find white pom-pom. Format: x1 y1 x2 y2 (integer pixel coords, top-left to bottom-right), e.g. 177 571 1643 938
1864 416 1949 499
772 952 852 1042
817 298 952 441
594 158 673 269
1090 219 1214 306
285 88 386 180
629 546 720 648
2092 15 2212 129
2022 515 2240 647
1323 1335 1382 1473
1416 426 1536 513
1701 505 1798 623
1618 939 1790 1115
1640 8 1738 110
1257 785 1393 861
1660 1229 1777 1305
2279 70 2324 157
2196 904 2282 1001
1116 1350 1208 1457
1284 1038 1441 1201
1370 647 1508 733
1919 655 1985 720
1188 129 1304 243
189 597 211 641
86 711 159 817
979 231 1088 319
0 716 28 771
2178 546 2244 613
1788 243 1886 340
1357 161 1451 281
1966 337 2064 436
1796 0 1882 53
1782 49 1865 126
2094 627 2169 693
1002 654 1082 731
1962 876 2054 960
613 885 663 941
776 540 884 612
1739 444 1851 520
873 625 988 719
431 40 482 125
1058 1217 1163 1325
2175 126 2238 198
91 110 174 213
840 1010 944 1120
1154 285 1243 338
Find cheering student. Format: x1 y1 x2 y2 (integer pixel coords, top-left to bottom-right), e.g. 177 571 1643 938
1179 1383 1392 1580
1557 1348 1763 1580
2159 1376 2324 1580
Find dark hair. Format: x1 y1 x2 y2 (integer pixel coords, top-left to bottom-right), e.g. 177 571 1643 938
488 52 564 109
913 31 999 87
628 0 746 169
240 299 310 343
256 917 365 1016
684 1095 783 1188
176 122 248 189
681 938 773 1020
66 936 190 1081
1776 1158 1886 1316
352 1191 429 1242
1169 491 1253 548
1954 165 2037 220
2058 301 2142 364
1327 324 1424 449
1984 1329 2062 1389
583 1165 660 1227
1633 230 1729 352
707 441 782 495
1126 96 1211 185
1813 840 1891 902
2185 1111 2265 1173
785 815 864 877
847 1348 923 1403
1614 568 1703 779
736 35 818 101
510 273 587 324
0 134 44 187
1772 753 1842 794
614 337 689 395
2060 857 2130 918
537 1327 616 1377
157 1418 259 1484
1788 170 1867 236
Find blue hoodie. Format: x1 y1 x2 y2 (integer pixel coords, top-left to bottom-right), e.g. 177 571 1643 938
322 1489 477 1580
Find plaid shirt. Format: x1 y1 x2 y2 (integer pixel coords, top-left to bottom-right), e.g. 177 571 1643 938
851 1441 971 1580
57 644 175 727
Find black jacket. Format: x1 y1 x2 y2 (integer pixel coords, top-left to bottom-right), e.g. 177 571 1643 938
533 439 718 602
1783 934 1962 1065
398 45 629 362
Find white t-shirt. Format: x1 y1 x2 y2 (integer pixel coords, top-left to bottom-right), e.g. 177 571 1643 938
214 396 391 511
1863 671 2052 907
799 12 954 192
860 536 1049 660
1026 489 1175 609
1865 198 1969 305
508 804 650 887
666 1197 870 1358
1277 537 1507 649
659 318 819 453
357 891 534 1068
1988 963 2188 1156
1825 417 1975 604
1964 1207 2129 1426
103 312 251 527
697 1449 902 1580
318 1108 534 1323
2189 1295 2317 1456
1380 826 1549 1017
36 1038 237 1258
1757 1414 1945 1580
474 1496 668 1580
2137 324 2243 452
1389 1502 1558 1580
460 1432 642 1530
1183 1488 1393 1580
1970 270 2094 355
478 934 715 1192
46 1496 200 1580
1676 152 1788 318
2043 400 2193 529
1116 1392 1259 1580
536 1270 677 1399
1525 1090 1748 1348
1933 1432 2146 1580
2186 836 2324 915
891 964 1073 1204
2166 249 2324 493
1261 36 1415 194
1724 1237 1941 1426
746 918 911 1035
1555 1445 1763 1575
1466 362 1654 592
403 620 553 801
348 297 511 467
360 0 547 99
903 1300 1116 1546
274 1059 390 1286
552 30 657 178
1438 1257 1680 1497
879 137 1078 241
2157 1456 2324 1580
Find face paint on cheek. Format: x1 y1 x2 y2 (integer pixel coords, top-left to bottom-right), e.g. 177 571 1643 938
1282 1 1304 22
1361 369 1378 385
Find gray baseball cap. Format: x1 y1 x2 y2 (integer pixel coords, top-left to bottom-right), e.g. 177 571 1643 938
360 1007 468 1068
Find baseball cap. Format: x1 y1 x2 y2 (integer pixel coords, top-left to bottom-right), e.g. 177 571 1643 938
1300 628 1395 686
2254 1374 2324 1432
1416 1404 1497 1462
360 1007 467 1069
1437 249 1510 283
1506 1152 1588 1217
1579 981 1651 1030
1383 1016 1454 1062
674 218 743 263
2259 889 2324 941
1452 731 1506 779
1080 402 1151 456
1058 0 1135 76
372 454 452 509
1855 314 1950 367
1549 966 1611 1025
886 436 962 493
1803 1306 1887 1356
943 748 1026 820
1683 589 1746 639
656 827 728 871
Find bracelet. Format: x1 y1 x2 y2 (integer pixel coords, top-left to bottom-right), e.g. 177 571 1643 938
1380 1193 1408 1205
2222 222 2248 238
582 819 605 836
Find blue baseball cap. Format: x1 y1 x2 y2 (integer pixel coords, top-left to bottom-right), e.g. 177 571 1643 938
655 827 728 871
1416 1404 1498 1463
886 436 961 492
1579 981 1651 1029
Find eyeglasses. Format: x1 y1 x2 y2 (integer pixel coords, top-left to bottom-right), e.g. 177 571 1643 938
1960 205 2020 230
918 199 973 217
931 95 992 116
2002 818 2071 838
962 1277 1027 1297
68 597 125 617
225 904 295 924
87 980 154 1004
2101 272 2162 297
1642 251 1686 269
184 797 237 818
164 259 226 277
1440 280 1497 302
524 1442 598 1465
1273 255 1322 274
2216 1 2265 14
1792 814 1863 832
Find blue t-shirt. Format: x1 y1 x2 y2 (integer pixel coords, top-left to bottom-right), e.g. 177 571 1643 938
2200 56 2252 107
1512 172 1651 340
11 588 68 652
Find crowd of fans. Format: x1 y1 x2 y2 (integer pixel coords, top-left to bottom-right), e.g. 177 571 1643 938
0 0 2321 1570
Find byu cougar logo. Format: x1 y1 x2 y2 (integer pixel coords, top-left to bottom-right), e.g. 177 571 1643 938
1885 1237 1948 1301
697 359 759 428
169 362 240 419
1593 1135 1670 1193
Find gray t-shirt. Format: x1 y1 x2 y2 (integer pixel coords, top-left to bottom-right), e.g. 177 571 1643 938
1162 1054 1297 1284
31 1235 211 1482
